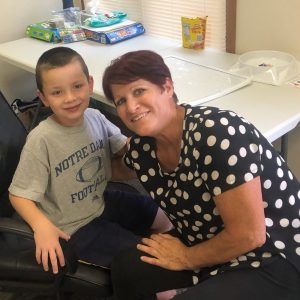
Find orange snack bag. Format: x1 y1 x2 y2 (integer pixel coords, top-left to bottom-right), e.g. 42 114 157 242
181 16 207 50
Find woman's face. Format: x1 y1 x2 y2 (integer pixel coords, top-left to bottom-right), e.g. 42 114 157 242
111 78 175 137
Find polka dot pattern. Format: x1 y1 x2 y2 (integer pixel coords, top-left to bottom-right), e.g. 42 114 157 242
124 104 300 283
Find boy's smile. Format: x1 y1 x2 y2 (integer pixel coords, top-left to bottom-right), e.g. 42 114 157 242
38 59 93 127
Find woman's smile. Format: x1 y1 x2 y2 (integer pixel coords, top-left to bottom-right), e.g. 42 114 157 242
131 111 149 122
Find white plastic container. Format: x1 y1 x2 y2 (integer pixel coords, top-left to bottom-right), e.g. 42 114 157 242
164 56 251 106
230 50 300 86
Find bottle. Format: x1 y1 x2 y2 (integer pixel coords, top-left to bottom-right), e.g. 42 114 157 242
63 0 74 9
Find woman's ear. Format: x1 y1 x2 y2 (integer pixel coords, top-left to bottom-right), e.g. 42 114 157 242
37 90 49 107
163 78 174 98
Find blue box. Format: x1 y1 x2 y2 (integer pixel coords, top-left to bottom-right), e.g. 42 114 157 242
82 21 145 44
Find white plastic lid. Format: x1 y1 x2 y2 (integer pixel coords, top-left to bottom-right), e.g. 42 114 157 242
164 56 251 106
230 50 300 85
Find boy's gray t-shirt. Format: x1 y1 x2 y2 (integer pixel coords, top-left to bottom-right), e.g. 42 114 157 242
9 108 127 235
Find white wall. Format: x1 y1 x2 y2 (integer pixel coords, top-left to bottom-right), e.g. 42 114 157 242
236 0 300 59
0 0 62 103
236 0 300 178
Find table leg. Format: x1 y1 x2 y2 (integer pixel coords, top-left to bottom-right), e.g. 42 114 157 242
280 134 288 161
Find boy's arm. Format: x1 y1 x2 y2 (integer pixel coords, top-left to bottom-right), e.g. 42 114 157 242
111 140 137 181
111 153 137 180
9 193 70 274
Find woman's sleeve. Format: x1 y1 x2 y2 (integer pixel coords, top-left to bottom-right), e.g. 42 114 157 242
198 111 262 197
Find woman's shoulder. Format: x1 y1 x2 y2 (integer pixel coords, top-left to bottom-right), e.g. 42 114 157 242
182 103 254 129
183 103 238 119
128 135 154 152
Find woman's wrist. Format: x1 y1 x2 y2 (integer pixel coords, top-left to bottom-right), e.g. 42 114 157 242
184 246 198 270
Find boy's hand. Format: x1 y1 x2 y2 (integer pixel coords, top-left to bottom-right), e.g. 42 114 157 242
34 221 70 274
9 195 71 274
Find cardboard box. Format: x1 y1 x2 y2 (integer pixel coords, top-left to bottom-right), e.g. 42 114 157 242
26 21 61 43
82 20 145 44
26 21 86 43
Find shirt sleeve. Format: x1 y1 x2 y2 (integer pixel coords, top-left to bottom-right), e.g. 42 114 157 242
197 111 262 197
8 134 49 202
123 137 136 170
97 110 127 154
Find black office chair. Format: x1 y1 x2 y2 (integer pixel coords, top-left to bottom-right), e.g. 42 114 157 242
0 90 117 299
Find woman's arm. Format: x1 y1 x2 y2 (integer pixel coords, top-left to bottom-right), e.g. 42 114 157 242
137 176 266 270
111 155 137 180
184 176 266 269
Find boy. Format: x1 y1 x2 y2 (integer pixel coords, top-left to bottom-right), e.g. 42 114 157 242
9 47 171 274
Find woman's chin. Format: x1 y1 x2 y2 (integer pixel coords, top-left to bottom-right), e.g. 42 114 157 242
131 127 151 137
127 119 157 137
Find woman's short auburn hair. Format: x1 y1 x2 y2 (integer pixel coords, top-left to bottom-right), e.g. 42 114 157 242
102 50 178 103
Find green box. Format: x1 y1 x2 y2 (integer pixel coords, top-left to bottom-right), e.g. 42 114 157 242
26 21 61 43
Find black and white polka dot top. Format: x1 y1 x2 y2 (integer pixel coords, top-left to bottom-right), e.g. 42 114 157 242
124 104 300 283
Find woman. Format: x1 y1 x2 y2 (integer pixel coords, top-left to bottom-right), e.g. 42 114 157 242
102 50 300 300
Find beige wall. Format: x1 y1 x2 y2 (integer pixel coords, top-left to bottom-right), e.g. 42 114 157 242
236 0 300 59
0 0 62 103
235 0 300 178
73 0 83 9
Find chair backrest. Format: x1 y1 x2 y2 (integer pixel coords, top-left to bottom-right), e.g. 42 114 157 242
0 91 27 216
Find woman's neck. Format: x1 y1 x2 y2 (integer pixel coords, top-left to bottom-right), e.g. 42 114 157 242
155 105 185 172
155 105 185 147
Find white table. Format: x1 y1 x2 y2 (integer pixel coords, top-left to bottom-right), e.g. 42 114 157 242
1 36 300 158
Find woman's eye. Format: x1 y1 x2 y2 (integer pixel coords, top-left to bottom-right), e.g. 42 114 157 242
115 97 126 106
134 88 145 96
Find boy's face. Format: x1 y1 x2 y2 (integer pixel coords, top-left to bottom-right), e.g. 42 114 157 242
38 59 93 127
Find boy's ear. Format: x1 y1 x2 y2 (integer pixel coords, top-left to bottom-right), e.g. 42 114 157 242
88 75 94 95
37 90 49 107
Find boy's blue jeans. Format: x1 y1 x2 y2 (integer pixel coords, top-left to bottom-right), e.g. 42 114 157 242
70 190 158 268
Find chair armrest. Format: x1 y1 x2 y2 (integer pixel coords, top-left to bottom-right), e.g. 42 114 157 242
0 217 33 239
0 217 78 274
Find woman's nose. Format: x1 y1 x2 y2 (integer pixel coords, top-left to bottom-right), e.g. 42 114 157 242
126 98 139 113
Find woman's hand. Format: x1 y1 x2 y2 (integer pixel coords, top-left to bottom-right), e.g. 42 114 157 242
137 233 191 271
34 220 70 274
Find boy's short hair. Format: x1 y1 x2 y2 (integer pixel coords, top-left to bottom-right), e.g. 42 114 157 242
36 47 89 93
102 50 178 103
